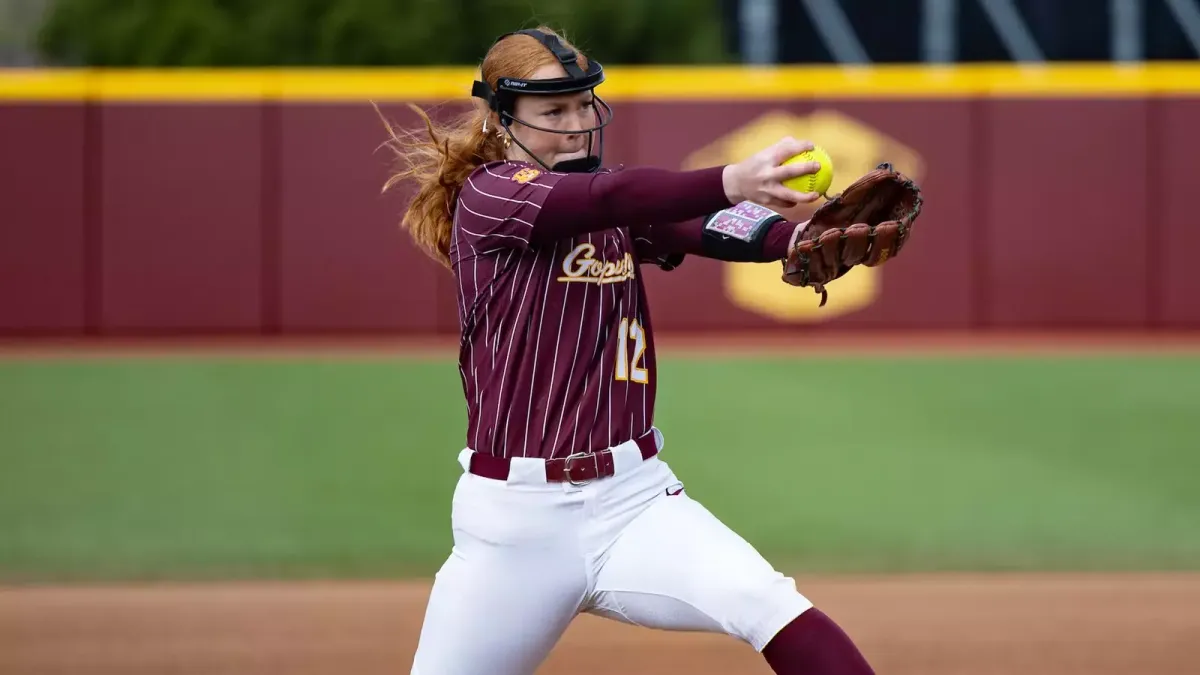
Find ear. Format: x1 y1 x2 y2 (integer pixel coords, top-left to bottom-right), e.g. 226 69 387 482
471 96 499 128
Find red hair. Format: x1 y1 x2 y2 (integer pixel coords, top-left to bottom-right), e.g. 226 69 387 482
377 27 591 268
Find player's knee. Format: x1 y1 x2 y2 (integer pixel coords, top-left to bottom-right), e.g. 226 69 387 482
761 607 875 674
715 574 814 649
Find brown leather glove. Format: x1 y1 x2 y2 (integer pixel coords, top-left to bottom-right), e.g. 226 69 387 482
782 162 923 306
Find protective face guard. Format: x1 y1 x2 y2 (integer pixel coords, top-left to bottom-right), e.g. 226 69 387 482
471 29 614 173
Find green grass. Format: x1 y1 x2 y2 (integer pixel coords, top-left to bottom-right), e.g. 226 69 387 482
1 355 1198 582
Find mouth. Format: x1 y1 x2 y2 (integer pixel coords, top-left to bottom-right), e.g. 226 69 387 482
557 148 588 161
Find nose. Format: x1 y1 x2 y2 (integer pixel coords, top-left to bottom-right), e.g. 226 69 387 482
565 107 592 134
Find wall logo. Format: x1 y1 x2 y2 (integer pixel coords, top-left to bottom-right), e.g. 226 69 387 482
682 109 925 323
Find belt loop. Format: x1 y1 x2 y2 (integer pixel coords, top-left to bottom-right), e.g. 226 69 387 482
507 456 551 485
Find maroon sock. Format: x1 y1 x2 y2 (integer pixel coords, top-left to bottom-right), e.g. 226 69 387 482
761 608 875 675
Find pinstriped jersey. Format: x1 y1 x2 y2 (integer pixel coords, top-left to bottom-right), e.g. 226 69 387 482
450 160 674 460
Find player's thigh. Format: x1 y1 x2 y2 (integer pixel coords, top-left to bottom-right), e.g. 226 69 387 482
411 470 589 675
411 531 586 675
589 491 812 651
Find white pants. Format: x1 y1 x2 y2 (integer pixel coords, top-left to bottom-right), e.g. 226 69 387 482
410 430 813 675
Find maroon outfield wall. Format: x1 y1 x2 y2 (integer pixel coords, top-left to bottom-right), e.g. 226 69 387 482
2 96 1198 336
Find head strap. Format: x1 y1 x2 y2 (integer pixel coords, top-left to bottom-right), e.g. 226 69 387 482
512 29 586 79
471 29 604 115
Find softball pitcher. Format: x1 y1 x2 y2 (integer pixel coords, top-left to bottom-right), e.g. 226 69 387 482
381 25 920 675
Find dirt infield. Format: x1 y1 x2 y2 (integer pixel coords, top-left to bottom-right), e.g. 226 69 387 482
2 573 1197 675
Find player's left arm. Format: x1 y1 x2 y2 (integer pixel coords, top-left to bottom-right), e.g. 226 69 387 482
630 202 805 271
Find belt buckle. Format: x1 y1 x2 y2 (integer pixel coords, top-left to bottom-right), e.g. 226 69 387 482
562 452 597 486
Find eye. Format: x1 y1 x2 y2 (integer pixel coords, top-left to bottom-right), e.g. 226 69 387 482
544 107 562 117
583 99 595 110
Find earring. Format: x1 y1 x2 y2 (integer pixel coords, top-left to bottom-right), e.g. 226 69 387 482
482 118 488 133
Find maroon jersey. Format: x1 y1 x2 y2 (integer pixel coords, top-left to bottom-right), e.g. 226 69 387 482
451 162 656 459
449 160 794 459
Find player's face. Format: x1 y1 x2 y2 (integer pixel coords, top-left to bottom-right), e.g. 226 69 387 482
507 63 597 167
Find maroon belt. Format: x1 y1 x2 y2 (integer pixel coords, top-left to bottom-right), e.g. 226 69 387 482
468 433 659 484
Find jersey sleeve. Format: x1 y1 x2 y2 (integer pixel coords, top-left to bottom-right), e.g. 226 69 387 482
456 161 736 255
454 162 569 252
630 219 704 270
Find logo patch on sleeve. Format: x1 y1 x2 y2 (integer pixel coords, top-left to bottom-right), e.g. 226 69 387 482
511 167 541 184
704 202 782 242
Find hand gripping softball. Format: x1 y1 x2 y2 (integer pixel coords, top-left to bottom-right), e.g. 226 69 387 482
782 162 923 306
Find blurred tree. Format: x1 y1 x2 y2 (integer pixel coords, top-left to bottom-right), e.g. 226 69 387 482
34 0 731 66
0 0 53 65
38 0 232 66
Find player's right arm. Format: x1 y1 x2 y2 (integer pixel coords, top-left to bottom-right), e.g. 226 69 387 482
456 137 820 251
628 211 804 268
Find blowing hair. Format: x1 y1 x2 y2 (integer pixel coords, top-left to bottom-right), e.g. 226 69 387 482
377 26 590 268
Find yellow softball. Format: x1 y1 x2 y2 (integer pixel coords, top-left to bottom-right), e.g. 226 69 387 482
782 145 834 197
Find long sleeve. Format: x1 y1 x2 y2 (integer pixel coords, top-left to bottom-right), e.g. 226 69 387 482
530 166 734 244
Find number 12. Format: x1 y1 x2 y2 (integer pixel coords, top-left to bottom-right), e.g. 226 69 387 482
615 317 649 384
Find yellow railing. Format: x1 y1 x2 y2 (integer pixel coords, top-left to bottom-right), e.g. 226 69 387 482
2 63 1200 101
